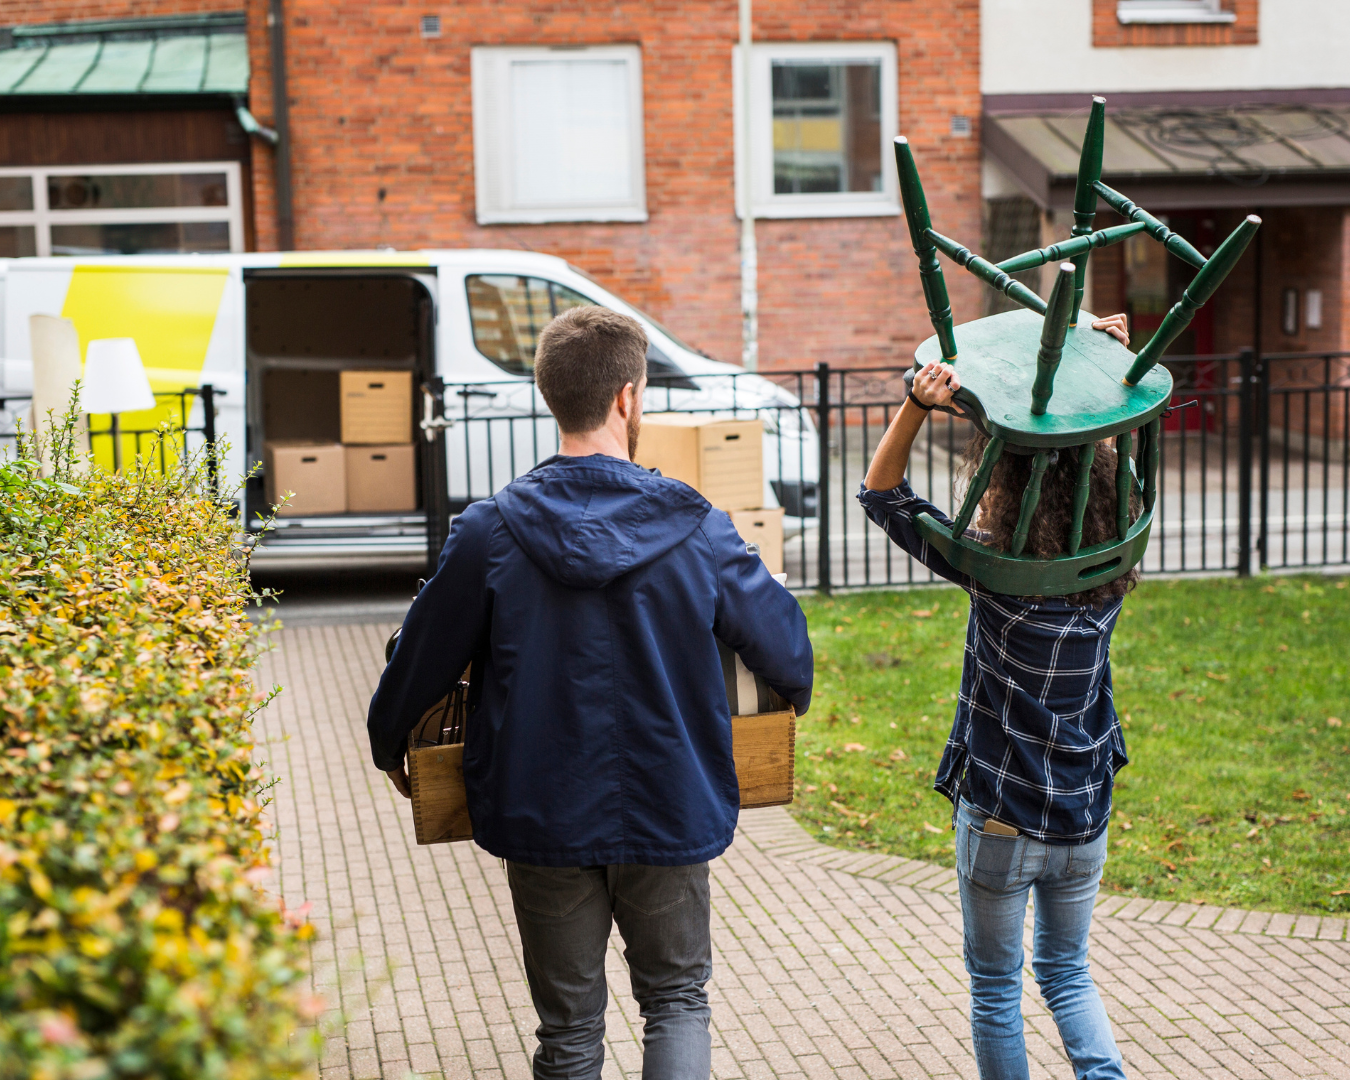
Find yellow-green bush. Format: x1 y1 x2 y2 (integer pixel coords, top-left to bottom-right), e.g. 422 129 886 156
0 422 317 1080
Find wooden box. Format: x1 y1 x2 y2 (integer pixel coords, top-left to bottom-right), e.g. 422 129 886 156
635 414 763 511
340 369 413 445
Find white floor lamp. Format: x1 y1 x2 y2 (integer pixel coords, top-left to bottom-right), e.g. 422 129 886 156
81 338 155 472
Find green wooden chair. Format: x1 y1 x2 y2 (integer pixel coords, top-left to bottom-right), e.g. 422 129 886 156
895 96 1259 597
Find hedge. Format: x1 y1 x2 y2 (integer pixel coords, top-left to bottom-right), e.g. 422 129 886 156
0 419 318 1080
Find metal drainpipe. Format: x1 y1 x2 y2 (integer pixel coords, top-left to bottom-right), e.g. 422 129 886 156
268 0 295 251
738 0 758 371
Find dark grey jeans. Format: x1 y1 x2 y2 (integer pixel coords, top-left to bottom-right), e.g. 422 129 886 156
505 861 713 1080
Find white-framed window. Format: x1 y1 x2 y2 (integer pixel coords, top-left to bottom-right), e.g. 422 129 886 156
734 41 898 220
471 44 647 225
1116 0 1236 24
0 161 244 258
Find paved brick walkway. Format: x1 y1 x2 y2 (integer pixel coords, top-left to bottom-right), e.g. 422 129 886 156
255 622 1350 1080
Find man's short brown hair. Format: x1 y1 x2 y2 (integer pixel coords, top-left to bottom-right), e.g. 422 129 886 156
534 306 648 433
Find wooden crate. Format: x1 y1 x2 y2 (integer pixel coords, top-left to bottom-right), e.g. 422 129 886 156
406 703 796 845
731 709 796 808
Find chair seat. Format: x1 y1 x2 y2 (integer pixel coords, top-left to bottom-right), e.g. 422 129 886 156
915 309 1173 447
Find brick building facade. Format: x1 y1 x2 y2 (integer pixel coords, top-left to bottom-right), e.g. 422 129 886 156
0 0 983 372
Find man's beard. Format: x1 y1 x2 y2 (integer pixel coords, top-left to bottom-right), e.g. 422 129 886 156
627 409 641 461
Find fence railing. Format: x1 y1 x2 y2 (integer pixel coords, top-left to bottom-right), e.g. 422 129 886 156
443 350 1349 591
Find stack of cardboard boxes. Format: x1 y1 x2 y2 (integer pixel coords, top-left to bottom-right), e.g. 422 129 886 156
634 414 784 574
264 370 417 516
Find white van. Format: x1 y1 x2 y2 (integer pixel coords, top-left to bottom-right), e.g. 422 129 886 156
0 250 818 569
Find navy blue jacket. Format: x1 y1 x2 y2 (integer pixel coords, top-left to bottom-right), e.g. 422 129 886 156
367 453 814 866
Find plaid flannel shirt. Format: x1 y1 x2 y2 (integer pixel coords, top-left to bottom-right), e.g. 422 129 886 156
858 480 1128 844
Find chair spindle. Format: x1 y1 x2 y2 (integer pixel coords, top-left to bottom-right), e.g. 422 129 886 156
1115 429 1133 540
1093 181 1207 270
1067 442 1096 556
1011 450 1052 557
952 436 1006 537
895 137 958 360
926 229 1047 316
1143 417 1160 512
995 221 1144 276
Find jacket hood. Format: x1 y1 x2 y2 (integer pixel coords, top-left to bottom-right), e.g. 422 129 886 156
494 455 713 589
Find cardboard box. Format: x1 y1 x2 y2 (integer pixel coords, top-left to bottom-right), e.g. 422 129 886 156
340 369 412 444
731 506 785 575
264 441 346 516
345 443 417 513
635 414 763 511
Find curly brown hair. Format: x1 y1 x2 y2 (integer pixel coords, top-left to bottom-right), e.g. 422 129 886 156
960 433 1140 607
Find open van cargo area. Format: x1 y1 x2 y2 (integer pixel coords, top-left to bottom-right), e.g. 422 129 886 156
245 272 435 563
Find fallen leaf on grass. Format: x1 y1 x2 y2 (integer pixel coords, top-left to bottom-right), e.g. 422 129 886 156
922 821 944 834
843 743 867 753
911 604 940 618
1329 717 1343 728
889 747 908 761
1204 671 1229 682
1333 889 1350 896
1246 827 1261 839
1291 789 1312 801
1168 689 1185 700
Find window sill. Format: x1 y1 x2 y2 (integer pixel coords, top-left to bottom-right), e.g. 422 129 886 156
740 200 901 221
476 206 649 226
1116 4 1237 23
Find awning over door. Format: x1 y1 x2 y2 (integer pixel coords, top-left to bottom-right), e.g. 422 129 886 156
0 13 247 98
985 104 1350 210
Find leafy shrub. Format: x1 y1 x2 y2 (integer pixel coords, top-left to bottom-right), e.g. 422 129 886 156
0 418 317 1080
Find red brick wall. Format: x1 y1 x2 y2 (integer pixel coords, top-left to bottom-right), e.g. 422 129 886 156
244 0 984 370
4 0 241 24
1092 0 1258 47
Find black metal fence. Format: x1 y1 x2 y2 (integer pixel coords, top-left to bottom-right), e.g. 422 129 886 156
444 350 1349 591
0 386 223 494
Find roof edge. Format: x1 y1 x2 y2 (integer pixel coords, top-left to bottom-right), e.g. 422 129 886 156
985 87 1350 115
5 12 245 45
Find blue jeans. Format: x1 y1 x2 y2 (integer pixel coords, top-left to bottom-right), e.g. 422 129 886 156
955 800 1126 1080
506 861 712 1080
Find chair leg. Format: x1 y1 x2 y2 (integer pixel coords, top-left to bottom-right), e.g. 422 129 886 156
894 137 958 361
1069 96 1106 327
1068 442 1096 556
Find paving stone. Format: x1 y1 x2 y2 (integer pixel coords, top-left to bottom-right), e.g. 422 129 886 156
256 623 1350 1078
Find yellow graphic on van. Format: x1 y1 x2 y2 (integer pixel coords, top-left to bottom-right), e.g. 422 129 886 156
61 265 228 472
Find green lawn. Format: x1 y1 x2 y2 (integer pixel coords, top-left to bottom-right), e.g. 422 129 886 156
792 574 1350 915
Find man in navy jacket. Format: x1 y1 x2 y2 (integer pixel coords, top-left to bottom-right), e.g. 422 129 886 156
367 305 813 1080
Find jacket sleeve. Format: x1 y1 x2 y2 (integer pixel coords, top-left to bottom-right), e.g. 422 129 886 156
366 502 495 770
705 510 814 717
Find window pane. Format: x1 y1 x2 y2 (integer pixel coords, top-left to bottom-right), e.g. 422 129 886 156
0 226 36 257
466 275 597 375
0 176 33 211
47 172 229 210
510 59 631 206
772 61 881 195
50 221 231 256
